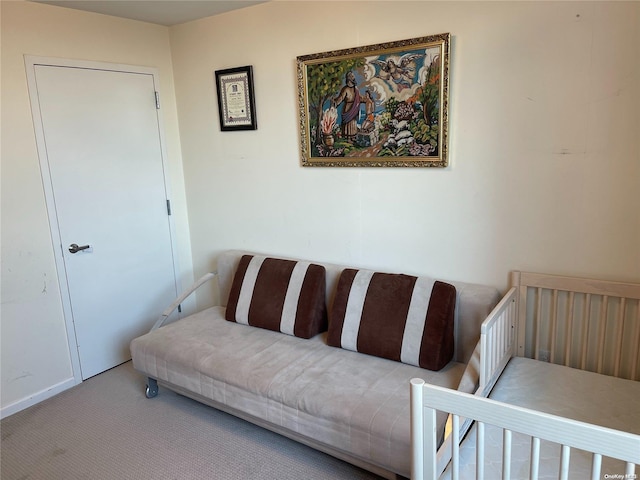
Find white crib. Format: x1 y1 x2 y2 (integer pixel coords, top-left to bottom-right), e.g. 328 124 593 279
411 271 640 480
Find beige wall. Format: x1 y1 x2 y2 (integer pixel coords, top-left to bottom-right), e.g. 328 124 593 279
0 1 193 414
171 1 639 310
2 0 638 416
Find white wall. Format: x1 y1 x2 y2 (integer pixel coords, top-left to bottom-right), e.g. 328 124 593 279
170 1 639 309
0 1 193 415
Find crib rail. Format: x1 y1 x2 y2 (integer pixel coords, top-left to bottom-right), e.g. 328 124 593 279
513 272 640 381
409 285 517 480
410 381 640 480
479 287 517 395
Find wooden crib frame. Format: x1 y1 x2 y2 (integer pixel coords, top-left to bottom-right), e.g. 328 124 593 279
411 382 639 480
411 271 640 479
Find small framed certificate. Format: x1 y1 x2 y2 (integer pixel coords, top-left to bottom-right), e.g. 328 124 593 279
214 65 257 131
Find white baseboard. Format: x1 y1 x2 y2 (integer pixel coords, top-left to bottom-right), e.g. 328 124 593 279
1 377 77 420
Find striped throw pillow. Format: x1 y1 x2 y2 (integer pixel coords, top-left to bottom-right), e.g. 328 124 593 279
225 255 327 338
327 269 456 371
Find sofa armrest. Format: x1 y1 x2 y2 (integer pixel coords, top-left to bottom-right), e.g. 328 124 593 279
150 272 218 332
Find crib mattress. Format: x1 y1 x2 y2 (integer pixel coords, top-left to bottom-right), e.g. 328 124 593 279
442 357 640 479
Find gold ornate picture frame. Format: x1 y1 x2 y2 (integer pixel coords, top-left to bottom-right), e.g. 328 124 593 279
297 33 450 167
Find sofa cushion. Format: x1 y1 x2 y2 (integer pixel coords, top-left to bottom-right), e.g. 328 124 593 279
225 255 327 338
327 269 456 370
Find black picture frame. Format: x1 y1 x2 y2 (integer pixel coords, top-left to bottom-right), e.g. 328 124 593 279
214 65 257 131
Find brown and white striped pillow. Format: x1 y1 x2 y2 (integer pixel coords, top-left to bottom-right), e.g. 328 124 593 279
225 255 327 338
327 269 456 371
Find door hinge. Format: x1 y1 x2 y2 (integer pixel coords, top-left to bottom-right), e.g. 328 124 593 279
166 199 172 216
154 91 160 109
178 304 182 313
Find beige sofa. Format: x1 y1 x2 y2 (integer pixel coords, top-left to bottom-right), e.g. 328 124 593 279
130 250 500 479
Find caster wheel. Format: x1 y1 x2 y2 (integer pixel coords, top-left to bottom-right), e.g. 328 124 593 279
145 384 158 398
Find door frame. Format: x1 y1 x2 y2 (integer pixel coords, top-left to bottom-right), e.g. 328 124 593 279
25 56 182 385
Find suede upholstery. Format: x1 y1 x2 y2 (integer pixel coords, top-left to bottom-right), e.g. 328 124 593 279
327 269 456 370
132 307 466 477
130 250 501 479
225 255 327 338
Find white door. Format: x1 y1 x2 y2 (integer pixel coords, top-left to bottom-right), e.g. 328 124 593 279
29 62 178 380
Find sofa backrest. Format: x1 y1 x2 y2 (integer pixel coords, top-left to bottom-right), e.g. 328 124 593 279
216 250 500 365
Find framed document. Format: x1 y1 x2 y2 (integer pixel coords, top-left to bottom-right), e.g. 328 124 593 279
214 65 257 131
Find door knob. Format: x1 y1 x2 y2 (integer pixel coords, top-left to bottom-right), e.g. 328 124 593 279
69 243 91 254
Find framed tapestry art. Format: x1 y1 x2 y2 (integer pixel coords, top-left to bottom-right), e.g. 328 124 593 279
297 33 450 167
215 65 257 131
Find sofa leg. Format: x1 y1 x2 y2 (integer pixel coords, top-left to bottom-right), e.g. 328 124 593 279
145 378 159 398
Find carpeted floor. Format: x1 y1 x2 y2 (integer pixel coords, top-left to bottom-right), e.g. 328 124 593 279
1 362 384 480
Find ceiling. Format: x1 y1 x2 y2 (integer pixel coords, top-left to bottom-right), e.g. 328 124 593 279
31 0 268 26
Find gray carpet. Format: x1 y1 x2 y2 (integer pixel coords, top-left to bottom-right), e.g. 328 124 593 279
1 362 383 480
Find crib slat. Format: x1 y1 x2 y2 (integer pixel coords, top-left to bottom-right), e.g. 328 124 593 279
591 453 602 480
626 462 636 476
597 296 609 374
550 289 558 363
559 445 571 480
530 437 540 480
497 314 504 363
535 287 543 360
452 414 460 480
409 378 429 480
614 298 626 377
502 429 512 480
565 291 575 366
500 310 506 355
477 421 485 480
508 300 515 348
633 305 640 381
481 328 490 386
580 293 592 370
495 312 501 364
